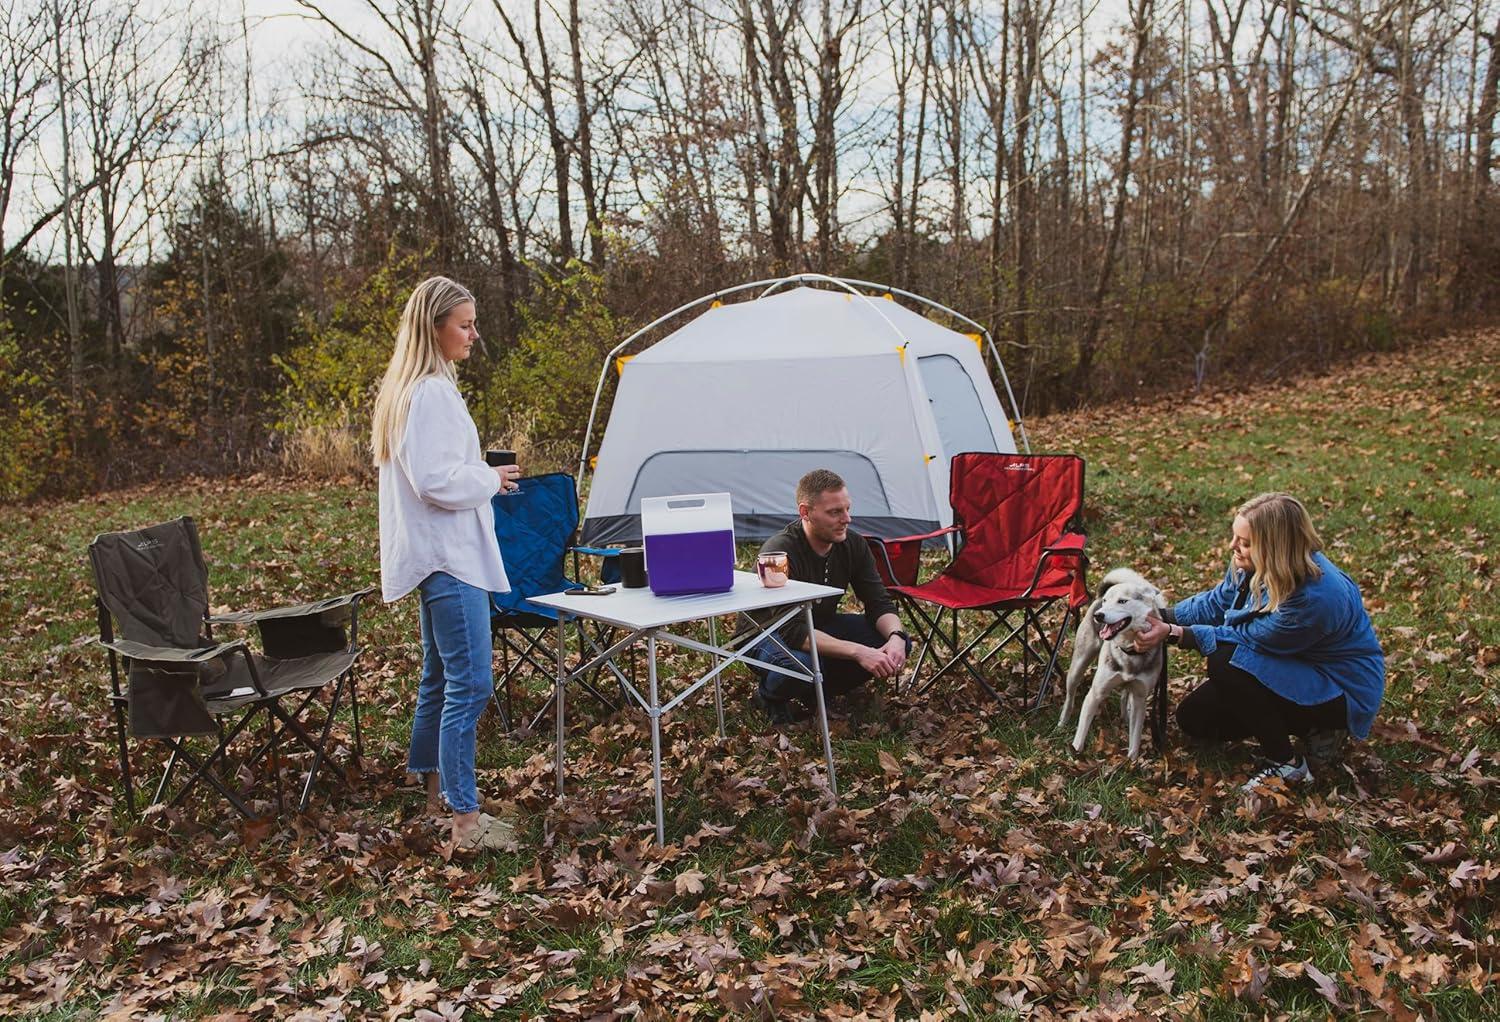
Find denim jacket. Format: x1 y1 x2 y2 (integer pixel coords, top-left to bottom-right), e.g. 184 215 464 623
1173 552 1385 738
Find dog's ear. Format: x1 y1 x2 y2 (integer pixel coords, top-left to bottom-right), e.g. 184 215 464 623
1149 586 1166 610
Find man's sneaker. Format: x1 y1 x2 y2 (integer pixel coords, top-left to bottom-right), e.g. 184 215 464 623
1302 728 1348 765
1241 756 1312 793
751 690 811 726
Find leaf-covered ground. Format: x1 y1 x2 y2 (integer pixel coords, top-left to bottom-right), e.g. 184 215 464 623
2 330 1497 1020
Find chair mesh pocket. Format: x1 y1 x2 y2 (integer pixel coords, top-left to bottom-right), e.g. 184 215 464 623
258 612 348 659
128 664 216 738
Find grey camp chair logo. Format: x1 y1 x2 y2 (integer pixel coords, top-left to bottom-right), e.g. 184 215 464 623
133 538 164 551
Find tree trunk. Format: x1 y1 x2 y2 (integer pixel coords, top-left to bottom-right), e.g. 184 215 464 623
1070 0 1152 401
568 0 602 264
53 0 84 435
1010 0 1038 358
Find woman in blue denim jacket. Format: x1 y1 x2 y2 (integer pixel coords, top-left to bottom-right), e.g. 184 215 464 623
1137 493 1385 793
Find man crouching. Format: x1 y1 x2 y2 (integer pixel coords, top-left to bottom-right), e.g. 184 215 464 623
748 469 911 724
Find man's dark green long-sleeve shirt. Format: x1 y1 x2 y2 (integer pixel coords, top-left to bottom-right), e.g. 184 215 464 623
748 521 899 650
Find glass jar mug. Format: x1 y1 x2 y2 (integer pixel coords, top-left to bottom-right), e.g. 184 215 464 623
756 550 789 588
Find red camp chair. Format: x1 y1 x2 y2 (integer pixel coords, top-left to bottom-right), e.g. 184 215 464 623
867 452 1090 707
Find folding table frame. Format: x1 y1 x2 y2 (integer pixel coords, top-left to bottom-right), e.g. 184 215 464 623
531 572 843 844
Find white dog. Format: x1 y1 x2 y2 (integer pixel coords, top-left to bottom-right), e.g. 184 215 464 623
1058 568 1168 760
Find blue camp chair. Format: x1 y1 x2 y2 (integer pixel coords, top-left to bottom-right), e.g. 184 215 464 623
490 472 620 730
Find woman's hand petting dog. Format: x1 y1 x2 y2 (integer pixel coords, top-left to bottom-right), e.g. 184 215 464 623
1135 614 1170 649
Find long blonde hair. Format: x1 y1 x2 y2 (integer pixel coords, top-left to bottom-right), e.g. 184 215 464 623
370 276 475 464
1237 492 1323 613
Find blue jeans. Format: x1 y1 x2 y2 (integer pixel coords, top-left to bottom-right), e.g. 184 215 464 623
407 572 494 814
752 613 909 703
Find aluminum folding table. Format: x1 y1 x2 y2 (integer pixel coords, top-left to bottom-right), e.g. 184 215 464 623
530 571 843 844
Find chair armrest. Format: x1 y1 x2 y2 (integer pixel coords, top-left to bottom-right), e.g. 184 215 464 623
1041 533 1087 559
209 586 375 625
1021 533 1090 604
98 637 248 665
570 545 622 585
867 527 958 588
100 637 271 699
880 525 960 546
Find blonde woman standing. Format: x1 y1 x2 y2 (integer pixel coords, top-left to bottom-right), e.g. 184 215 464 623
1137 493 1385 793
372 276 521 850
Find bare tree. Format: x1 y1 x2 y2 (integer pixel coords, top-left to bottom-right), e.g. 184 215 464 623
1193 0 1397 383
1475 6 1500 190
739 0 811 269
295 0 463 264
1072 0 1152 399
805 0 867 270
878 0 934 290
66 0 206 369
489 0 579 262
452 32 526 343
965 1 1011 327
0 3 55 302
1009 0 1053 357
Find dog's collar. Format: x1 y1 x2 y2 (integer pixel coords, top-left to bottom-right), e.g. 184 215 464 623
1117 643 1153 657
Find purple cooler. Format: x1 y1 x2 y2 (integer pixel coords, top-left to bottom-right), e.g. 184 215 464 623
640 492 735 596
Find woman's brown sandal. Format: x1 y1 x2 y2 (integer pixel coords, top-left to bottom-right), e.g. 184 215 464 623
453 812 517 852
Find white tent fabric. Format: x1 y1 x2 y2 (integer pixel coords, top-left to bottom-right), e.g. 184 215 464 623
580 285 1018 545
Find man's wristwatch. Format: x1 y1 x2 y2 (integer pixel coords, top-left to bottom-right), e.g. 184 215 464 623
1168 624 1183 646
889 629 909 643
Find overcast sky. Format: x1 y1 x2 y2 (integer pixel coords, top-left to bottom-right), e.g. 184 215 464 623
13 0 1138 263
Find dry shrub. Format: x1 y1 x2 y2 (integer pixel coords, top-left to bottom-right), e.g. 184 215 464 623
279 423 372 482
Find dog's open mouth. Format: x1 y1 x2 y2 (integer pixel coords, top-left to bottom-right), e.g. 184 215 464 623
1098 618 1131 641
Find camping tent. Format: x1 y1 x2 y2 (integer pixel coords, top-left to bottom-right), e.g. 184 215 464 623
578 276 1026 546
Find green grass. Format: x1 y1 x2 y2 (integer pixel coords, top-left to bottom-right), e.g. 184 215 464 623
0 332 1497 1018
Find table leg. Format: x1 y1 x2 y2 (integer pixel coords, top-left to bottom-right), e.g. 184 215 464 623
710 616 726 738
555 614 567 799
647 632 665 844
805 603 838 798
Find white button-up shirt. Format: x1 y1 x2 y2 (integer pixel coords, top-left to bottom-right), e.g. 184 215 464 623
378 375 510 602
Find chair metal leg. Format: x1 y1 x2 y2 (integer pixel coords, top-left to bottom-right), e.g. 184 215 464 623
1023 608 1038 700
163 741 258 819
900 597 1076 708
267 701 285 816
494 633 516 731
297 674 347 812
503 624 612 729
154 746 181 805
112 699 137 819
503 666 516 733
162 704 268 816
900 602 948 695
1030 605 1076 711
525 628 621 731
349 669 365 760
912 613 1007 701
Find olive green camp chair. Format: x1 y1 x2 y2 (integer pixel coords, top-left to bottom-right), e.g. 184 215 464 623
89 516 372 819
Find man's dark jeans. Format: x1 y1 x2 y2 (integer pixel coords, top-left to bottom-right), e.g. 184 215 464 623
751 613 909 705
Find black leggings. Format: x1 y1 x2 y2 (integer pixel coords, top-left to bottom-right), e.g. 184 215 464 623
1176 644 1346 762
